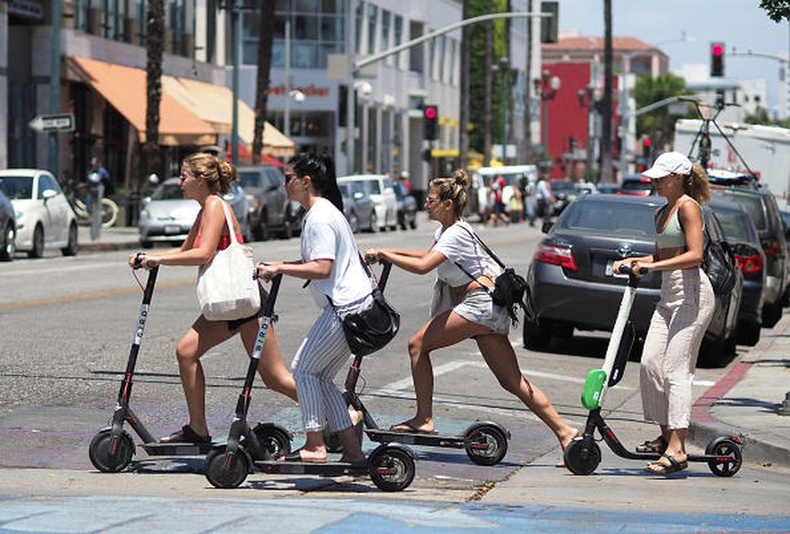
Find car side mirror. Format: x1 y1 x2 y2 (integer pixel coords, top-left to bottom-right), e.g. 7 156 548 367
42 189 58 201
541 219 554 233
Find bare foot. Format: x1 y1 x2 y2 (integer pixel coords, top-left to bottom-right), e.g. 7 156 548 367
389 418 436 434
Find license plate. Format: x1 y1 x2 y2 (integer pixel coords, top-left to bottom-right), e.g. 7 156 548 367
164 225 181 234
605 260 628 278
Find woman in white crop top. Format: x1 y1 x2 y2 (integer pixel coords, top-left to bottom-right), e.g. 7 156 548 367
613 152 715 477
365 170 578 456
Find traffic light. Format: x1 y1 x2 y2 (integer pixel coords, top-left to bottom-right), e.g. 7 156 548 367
642 138 652 160
423 105 439 141
710 42 725 77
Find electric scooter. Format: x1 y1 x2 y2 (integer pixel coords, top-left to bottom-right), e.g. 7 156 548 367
88 254 291 473
562 265 743 477
325 262 510 466
204 270 417 491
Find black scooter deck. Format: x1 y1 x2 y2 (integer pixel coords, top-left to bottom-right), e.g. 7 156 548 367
256 460 370 476
141 441 215 456
365 428 465 448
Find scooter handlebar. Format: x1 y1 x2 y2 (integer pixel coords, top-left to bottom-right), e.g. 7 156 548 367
617 264 648 276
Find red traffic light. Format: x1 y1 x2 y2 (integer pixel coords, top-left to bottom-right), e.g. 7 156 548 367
711 43 724 57
424 106 437 120
643 139 651 147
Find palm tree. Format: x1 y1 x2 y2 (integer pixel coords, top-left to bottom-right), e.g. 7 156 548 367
143 0 164 184
599 0 613 182
252 2 275 164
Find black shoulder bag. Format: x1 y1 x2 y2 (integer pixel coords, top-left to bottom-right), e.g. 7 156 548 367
454 226 529 325
329 253 401 356
703 225 738 296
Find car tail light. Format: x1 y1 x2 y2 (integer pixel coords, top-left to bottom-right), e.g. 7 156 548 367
536 243 578 271
762 239 782 257
735 253 763 274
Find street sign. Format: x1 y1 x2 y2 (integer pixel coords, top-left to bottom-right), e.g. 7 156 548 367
28 113 75 133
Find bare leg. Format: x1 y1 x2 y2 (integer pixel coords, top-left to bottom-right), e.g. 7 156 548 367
476 334 578 449
238 320 297 402
174 316 239 438
394 311 492 433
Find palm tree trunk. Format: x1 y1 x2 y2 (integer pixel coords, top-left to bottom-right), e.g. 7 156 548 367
599 0 614 183
143 0 164 183
252 1 275 164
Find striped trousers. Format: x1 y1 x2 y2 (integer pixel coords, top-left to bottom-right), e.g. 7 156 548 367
291 305 353 433
640 268 715 430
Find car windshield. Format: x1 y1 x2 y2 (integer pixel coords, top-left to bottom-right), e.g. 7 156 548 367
621 178 653 193
151 183 185 201
551 181 576 193
0 176 33 200
338 183 351 198
557 200 657 237
238 172 263 190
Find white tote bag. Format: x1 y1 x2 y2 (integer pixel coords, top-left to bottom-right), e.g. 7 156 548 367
196 200 261 321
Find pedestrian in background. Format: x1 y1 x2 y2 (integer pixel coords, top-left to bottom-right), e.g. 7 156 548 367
613 152 714 476
256 152 368 465
364 169 578 456
130 152 297 444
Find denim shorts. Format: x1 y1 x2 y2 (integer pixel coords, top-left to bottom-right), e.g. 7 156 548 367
452 287 510 336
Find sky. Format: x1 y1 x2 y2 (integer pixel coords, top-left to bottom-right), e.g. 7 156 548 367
556 0 790 108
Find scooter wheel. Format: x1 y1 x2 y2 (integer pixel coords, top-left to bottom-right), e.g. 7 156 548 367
252 424 291 458
88 428 135 473
204 445 250 489
464 423 509 466
368 445 415 492
705 436 742 477
564 438 601 475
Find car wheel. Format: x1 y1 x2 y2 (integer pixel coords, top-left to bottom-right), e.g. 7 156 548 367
761 301 782 328
253 211 270 241
737 320 761 346
348 211 360 233
522 313 551 350
28 224 45 259
61 222 79 256
0 222 15 261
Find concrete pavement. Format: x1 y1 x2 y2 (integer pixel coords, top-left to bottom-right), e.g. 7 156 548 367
0 223 783 532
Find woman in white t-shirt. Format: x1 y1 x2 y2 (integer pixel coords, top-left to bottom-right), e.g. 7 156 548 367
365 170 578 456
256 153 368 465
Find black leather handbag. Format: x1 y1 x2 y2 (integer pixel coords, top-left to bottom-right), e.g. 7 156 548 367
703 228 738 296
330 254 400 356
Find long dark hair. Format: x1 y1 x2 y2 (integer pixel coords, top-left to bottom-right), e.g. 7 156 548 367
288 152 343 212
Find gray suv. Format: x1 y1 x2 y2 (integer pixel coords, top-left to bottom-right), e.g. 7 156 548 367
709 171 788 327
237 165 293 241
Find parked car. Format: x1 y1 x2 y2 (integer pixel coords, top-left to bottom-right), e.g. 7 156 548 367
780 208 790 241
0 169 78 258
708 170 788 327
523 194 742 367
138 177 199 247
709 199 766 346
392 180 417 230
236 165 293 241
596 183 621 195
337 174 398 231
338 181 377 233
138 177 251 248
0 190 16 261
619 174 654 196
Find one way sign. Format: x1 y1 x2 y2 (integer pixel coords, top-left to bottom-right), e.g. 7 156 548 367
28 113 75 133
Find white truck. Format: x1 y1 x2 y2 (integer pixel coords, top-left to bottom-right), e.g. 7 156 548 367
674 119 790 207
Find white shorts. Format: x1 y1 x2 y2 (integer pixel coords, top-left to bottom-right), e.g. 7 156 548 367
452 287 510 336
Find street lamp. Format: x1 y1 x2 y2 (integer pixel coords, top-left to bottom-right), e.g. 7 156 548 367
535 70 560 160
491 56 511 165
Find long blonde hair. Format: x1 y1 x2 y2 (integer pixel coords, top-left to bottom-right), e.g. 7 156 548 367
684 164 711 204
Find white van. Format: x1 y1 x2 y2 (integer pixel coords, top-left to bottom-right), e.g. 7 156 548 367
337 174 398 231
470 165 538 218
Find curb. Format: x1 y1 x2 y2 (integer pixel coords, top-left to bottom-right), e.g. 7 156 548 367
689 420 790 469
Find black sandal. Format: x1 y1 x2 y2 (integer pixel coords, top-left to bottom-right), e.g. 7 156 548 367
160 424 211 444
635 435 667 454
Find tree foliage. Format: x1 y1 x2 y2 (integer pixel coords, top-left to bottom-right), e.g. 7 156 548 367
633 73 692 143
760 0 790 21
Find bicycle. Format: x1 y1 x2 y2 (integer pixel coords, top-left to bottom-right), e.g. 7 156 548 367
62 180 120 228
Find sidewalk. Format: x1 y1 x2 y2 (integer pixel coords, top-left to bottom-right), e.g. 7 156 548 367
77 224 140 252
